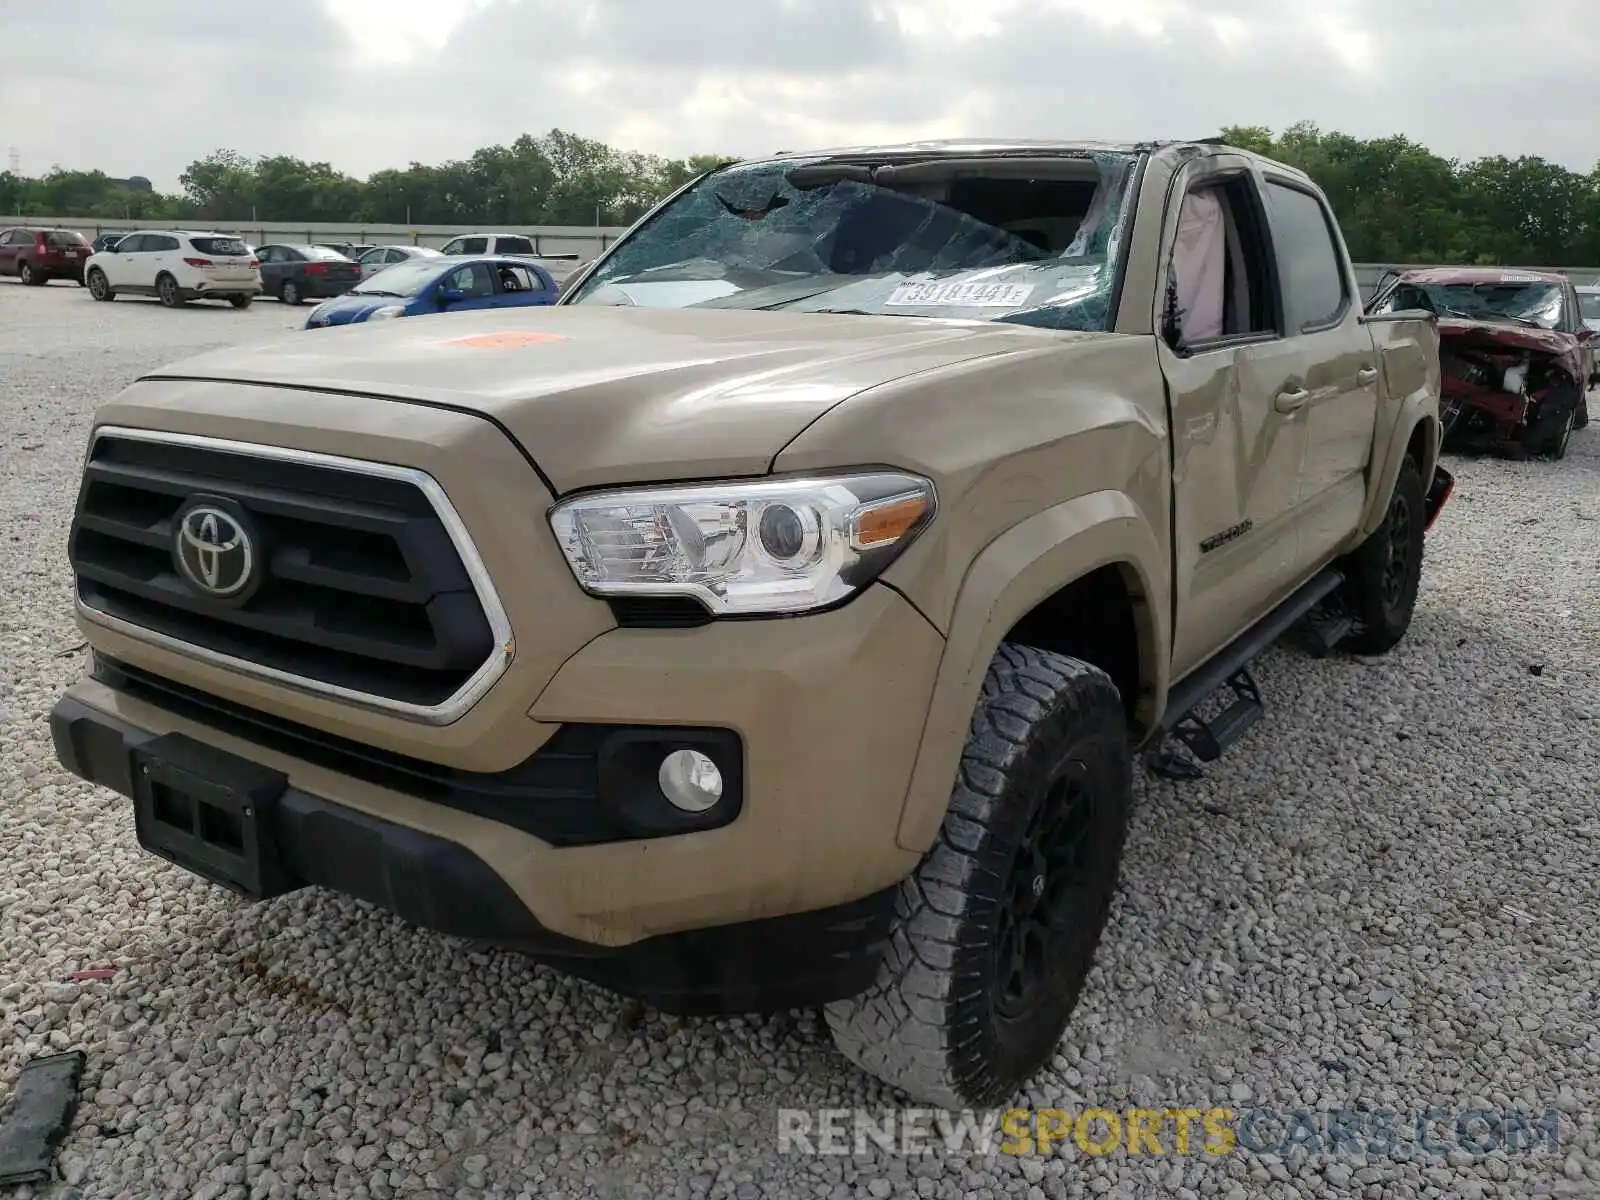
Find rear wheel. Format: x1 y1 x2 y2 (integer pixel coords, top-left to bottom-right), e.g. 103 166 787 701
156 273 184 307
279 279 301 306
1338 456 1426 655
228 294 252 309
825 645 1131 1108
87 269 114 301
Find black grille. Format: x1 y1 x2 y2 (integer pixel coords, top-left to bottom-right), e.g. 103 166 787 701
70 435 496 708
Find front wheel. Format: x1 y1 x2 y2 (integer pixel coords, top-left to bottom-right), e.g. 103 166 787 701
87 269 115 301
826 645 1132 1108
1338 457 1426 655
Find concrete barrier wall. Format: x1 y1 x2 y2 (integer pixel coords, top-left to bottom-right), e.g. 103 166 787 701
7 214 1600 287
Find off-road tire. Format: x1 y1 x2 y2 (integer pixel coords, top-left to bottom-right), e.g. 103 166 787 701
156 273 184 308
1338 456 1426 655
18 261 41 286
228 294 252 309
825 645 1132 1108
87 269 114 301
279 279 301 306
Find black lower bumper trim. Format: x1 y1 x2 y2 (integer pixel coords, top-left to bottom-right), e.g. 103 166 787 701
50 695 896 1014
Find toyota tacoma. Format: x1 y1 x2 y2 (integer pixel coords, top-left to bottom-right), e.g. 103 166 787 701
51 138 1452 1107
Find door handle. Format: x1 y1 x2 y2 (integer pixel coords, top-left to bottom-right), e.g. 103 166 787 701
1356 366 1378 386
1274 387 1310 414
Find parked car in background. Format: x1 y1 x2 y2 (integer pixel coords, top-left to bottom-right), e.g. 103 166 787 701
354 243 442 278
1366 267 1594 458
91 232 127 255
0 226 93 285
315 242 376 261
303 256 559 327
1577 283 1600 334
84 230 261 308
254 243 362 305
439 231 584 285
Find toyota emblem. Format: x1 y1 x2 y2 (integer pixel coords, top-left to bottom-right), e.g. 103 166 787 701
174 504 256 598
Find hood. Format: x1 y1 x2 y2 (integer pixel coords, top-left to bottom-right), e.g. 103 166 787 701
1435 318 1576 358
141 304 1085 492
305 293 400 326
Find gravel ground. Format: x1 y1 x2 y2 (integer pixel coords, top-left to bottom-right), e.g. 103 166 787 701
1 278 1597 1200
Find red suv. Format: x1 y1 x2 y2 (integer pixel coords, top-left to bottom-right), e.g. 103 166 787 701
0 226 93 286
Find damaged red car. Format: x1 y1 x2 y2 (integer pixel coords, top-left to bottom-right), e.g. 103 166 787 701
1365 267 1595 460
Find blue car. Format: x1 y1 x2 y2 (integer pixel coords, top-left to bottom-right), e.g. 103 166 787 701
303 255 559 328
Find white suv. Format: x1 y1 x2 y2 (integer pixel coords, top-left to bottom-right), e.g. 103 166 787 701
85 230 262 308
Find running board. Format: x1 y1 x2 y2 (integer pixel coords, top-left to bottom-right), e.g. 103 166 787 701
1148 568 1345 779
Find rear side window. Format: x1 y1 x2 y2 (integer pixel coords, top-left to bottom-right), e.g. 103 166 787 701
147 234 179 252
189 236 249 257
1263 182 1348 332
451 237 487 255
46 231 89 248
496 236 534 255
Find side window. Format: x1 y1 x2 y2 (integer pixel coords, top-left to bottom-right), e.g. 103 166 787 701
118 235 147 253
1262 181 1349 333
495 264 539 292
1166 176 1276 349
441 238 464 255
459 237 488 255
151 235 179 252
387 248 408 263
1 229 23 245
497 235 534 255
445 263 495 297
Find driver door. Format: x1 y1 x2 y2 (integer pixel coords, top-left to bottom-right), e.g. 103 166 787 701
1155 156 1312 680
436 262 499 312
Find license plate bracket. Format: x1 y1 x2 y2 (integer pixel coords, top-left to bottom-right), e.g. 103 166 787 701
130 734 297 900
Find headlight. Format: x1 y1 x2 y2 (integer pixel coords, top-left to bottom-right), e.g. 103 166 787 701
367 305 406 321
549 472 936 616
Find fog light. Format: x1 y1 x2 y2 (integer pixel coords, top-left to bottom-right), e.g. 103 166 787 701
658 749 723 812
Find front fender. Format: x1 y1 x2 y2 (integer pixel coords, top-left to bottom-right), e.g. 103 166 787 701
894 491 1168 854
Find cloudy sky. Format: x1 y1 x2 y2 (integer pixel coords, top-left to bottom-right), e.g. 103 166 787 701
3 0 1598 189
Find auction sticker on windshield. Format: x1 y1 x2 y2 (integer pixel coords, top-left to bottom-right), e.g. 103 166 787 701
885 281 1034 307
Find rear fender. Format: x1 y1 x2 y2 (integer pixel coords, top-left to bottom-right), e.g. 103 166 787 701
894 491 1167 854
1359 318 1441 540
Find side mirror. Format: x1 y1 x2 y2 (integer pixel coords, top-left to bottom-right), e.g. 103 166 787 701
437 288 465 307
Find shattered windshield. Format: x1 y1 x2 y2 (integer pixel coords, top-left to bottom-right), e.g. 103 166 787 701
1375 280 1565 330
566 150 1140 332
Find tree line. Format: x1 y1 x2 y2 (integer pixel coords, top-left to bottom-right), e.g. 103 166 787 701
2 122 1598 265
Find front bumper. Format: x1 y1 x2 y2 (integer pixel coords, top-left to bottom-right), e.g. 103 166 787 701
50 691 896 1014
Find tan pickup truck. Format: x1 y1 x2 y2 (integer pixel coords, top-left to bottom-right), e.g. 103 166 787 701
51 138 1453 1107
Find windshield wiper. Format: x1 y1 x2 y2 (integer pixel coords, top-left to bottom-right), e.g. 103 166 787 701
356 289 403 297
